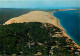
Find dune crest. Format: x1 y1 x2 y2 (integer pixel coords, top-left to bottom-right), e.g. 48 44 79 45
4 11 58 27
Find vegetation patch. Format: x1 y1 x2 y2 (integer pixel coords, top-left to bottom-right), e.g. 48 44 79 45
0 22 79 56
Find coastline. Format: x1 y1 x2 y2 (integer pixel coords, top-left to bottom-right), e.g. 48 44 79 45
51 11 80 48
58 9 78 11
4 10 80 49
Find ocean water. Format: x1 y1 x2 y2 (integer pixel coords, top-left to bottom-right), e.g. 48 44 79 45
53 10 80 46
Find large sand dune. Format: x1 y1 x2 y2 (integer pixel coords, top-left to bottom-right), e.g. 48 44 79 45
4 11 58 27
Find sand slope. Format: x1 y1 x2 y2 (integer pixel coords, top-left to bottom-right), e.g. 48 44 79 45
4 11 58 27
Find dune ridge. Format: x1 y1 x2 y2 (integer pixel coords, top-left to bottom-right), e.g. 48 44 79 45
4 11 58 27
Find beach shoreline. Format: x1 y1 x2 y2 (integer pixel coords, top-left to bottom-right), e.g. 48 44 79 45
51 11 80 48
58 9 78 11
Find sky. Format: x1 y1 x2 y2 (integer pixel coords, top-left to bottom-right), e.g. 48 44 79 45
0 0 79 9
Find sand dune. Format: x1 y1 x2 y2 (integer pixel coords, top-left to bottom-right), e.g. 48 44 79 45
4 11 58 27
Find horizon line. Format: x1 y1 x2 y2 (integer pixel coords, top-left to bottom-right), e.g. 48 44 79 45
0 7 79 10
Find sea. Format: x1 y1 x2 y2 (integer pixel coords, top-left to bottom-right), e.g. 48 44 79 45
53 10 80 46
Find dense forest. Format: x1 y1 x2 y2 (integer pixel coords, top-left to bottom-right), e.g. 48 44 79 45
0 22 79 56
0 9 31 24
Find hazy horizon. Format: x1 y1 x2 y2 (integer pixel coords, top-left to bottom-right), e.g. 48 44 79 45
0 0 79 9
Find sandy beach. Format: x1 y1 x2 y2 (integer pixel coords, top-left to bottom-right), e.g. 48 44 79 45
53 15 80 48
4 11 80 49
50 11 80 48
58 9 78 11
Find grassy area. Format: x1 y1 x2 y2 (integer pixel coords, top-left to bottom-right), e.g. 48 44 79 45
0 22 79 56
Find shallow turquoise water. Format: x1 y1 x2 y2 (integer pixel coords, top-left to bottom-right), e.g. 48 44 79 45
53 10 80 45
